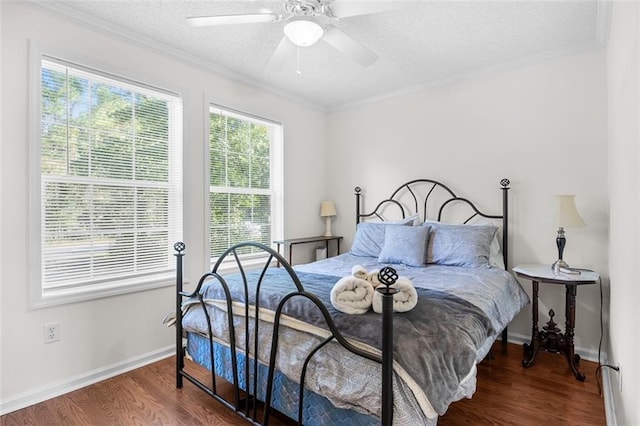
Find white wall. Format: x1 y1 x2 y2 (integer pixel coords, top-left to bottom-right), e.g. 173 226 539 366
0 2 326 412
0 0 4 407
607 2 640 424
327 50 608 357
0 0 623 418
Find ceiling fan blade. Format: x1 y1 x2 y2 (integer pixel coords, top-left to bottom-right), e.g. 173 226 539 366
266 36 297 71
328 1 402 18
322 25 378 67
186 13 280 27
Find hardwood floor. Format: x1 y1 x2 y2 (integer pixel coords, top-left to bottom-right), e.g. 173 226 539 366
439 343 606 425
1 342 606 425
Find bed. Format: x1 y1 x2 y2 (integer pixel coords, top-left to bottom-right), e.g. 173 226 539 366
172 178 529 425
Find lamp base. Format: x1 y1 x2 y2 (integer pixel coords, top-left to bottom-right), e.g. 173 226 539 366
324 217 333 237
551 259 569 272
551 259 568 274
552 259 581 275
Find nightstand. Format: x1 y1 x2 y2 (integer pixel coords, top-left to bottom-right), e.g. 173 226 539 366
513 264 599 381
273 235 343 266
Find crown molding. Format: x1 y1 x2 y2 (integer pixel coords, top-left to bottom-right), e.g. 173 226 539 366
20 0 612 115
329 41 607 114
19 0 328 114
329 0 613 113
328 0 613 114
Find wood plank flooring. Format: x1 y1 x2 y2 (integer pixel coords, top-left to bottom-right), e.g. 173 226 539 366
1 342 606 425
440 343 606 425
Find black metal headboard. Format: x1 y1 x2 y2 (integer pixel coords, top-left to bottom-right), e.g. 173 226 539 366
355 178 511 268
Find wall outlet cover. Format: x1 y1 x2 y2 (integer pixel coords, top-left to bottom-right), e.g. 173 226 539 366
43 322 60 344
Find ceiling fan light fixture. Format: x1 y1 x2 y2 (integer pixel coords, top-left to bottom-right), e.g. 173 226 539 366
284 17 323 47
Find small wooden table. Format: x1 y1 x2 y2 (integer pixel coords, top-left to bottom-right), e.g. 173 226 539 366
273 235 343 266
513 264 599 381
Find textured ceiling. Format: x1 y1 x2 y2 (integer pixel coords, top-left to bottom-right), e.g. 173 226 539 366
27 0 610 111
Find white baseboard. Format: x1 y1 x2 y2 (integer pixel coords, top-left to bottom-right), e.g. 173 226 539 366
0 345 174 416
602 367 616 426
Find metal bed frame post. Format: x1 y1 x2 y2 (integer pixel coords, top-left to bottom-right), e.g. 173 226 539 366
355 186 362 226
500 178 510 344
377 267 399 426
500 178 510 271
355 187 397 425
174 241 186 389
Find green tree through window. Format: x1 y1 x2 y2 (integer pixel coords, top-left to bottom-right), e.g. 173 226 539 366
38 59 182 295
209 107 280 260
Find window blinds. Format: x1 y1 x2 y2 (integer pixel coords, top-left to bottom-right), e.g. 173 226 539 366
40 58 182 290
209 106 275 259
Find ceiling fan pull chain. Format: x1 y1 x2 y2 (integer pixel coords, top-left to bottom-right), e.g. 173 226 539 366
296 46 302 75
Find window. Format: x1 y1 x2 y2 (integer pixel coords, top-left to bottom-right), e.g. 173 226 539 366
31 55 182 307
208 105 283 263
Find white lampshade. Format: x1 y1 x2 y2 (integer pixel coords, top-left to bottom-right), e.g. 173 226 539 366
320 201 336 217
284 18 324 47
550 195 586 228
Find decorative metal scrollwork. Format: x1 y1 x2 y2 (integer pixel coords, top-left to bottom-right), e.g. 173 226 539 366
378 266 398 288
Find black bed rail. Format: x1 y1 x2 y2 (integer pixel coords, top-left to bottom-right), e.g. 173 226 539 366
174 241 395 425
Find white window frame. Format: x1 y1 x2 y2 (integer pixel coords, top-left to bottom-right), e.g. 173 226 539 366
28 43 183 308
205 101 283 271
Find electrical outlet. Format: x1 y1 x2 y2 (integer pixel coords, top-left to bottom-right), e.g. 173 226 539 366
43 322 60 344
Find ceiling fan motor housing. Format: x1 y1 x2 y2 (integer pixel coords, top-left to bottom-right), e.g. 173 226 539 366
284 0 327 17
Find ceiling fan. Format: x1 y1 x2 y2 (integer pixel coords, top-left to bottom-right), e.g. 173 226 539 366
186 0 401 71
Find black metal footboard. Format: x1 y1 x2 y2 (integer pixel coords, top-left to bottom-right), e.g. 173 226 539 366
173 241 396 425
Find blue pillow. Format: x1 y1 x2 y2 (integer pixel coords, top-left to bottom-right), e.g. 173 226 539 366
389 213 421 226
377 225 430 266
350 222 411 258
424 222 497 268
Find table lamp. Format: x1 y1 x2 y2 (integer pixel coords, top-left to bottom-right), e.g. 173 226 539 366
550 195 586 273
320 201 336 236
